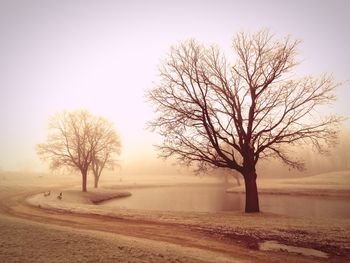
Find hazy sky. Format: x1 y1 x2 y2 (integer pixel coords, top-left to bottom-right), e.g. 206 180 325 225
0 0 349 173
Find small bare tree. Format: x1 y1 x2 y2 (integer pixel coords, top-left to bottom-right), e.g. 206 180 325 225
37 110 121 192
147 30 342 212
90 117 121 188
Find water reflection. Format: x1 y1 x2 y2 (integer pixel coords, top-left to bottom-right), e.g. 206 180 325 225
260 194 350 219
103 185 350 219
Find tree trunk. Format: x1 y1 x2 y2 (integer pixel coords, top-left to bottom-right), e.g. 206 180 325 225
243 172 259 213
82 170 87 192
94 175 99 188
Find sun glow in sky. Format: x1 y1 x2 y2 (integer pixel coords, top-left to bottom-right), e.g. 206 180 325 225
0 0 349 173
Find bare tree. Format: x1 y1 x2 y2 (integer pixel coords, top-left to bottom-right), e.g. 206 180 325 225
90 117 121 188
230 170 241 186
37 110 120 192
147 30 342 212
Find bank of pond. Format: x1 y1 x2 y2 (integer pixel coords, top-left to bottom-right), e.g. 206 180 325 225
101 185 350 219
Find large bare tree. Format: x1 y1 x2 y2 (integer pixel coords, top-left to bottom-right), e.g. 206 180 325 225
147 30 342 212
37 110 121 192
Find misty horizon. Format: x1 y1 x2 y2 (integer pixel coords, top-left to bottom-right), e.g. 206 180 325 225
0 1 349 263
1 0 349 177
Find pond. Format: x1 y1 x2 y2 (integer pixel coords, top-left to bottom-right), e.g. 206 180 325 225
102 185 350 219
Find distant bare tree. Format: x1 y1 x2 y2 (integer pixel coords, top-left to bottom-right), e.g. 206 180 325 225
230 170 241 186
37 110 121 192
147 30 342 212
90 117 121 188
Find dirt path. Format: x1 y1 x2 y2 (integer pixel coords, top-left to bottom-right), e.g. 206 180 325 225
0 186 345 262
0 214 241 263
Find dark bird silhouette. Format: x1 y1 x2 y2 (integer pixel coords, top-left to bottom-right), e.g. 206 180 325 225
57 192 62 200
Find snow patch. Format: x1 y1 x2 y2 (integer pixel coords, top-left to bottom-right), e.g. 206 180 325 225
259 240 328 258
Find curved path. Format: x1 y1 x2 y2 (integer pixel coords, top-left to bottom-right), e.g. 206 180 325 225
0 186 334 263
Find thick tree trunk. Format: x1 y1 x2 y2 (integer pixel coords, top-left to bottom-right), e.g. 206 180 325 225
82 170 87 192
243 172 259 213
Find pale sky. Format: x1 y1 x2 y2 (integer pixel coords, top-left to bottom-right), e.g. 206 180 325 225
0 0 349 173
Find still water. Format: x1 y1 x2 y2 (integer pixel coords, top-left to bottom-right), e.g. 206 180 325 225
102 185 350 219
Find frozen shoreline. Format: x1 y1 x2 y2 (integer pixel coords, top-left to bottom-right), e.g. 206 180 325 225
24 174 350 259
1 171 350 262
227 170 350 197
26 170 350 214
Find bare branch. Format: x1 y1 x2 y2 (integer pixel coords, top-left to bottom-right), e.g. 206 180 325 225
147 29 342 178
37 110 121 191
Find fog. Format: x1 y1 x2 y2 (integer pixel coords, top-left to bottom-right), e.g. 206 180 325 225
255 126 350 178
3 125 350 181
0 0 349 177
42 125 350 178
0 1 349 262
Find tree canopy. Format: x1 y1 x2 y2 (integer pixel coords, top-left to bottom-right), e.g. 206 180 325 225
147 30 342 212
37 110 121 192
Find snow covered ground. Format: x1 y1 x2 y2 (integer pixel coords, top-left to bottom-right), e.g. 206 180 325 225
0 214 241 263
227 170 350 197
1 170 350 262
